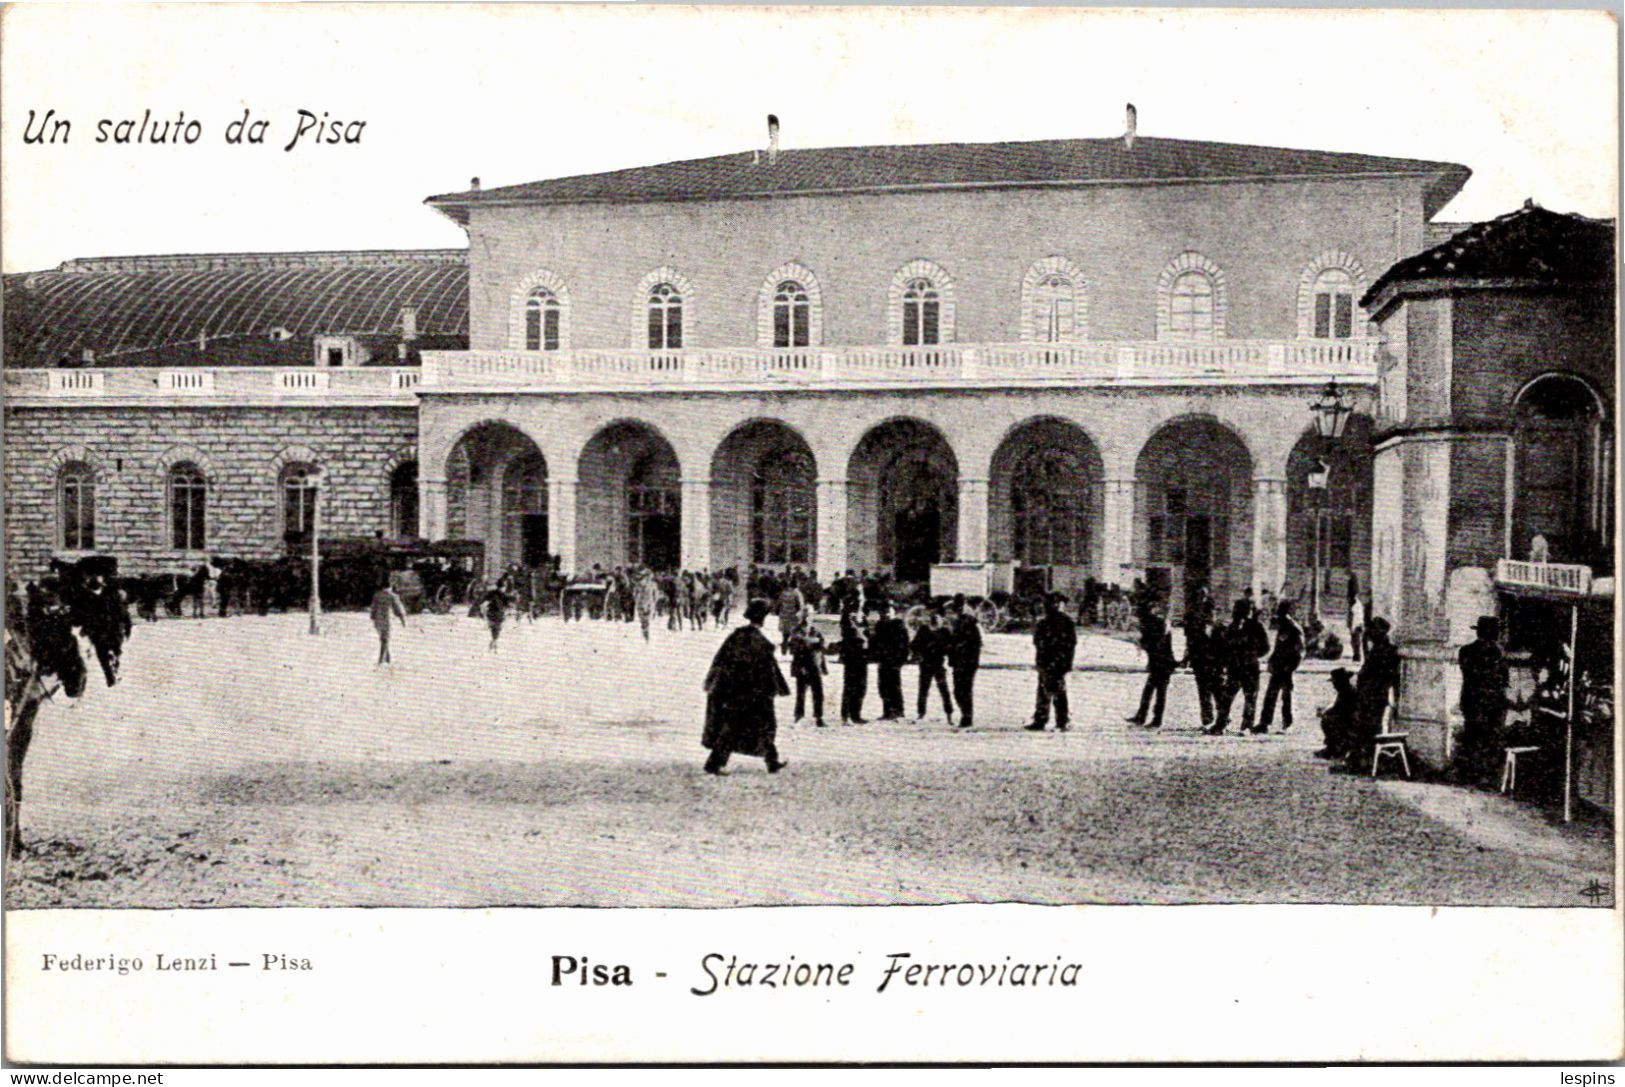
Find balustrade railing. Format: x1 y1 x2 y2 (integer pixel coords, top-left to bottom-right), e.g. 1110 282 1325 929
6 367 422 399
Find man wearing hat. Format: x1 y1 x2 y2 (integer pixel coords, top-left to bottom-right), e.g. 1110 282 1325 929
1125 606 1175 729
702 598 790 775
1456 615 1510 784
1257 599 1305 734
1206 598 1270 735
1347 615 1401 765
871 600 911 721
1029 592 1078 731
1316 666 1359 759
947 595 983 729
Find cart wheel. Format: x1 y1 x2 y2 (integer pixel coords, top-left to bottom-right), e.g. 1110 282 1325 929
976 599 1006 633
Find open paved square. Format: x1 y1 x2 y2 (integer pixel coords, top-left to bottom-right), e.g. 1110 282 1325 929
5 612 1613 908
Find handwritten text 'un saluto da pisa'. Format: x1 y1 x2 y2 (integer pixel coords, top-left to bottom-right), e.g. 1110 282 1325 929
21 109 365 152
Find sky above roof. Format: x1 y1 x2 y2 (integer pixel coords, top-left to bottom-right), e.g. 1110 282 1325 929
1 6 1615 275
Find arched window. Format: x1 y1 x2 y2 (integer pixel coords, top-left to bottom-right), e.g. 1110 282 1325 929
1513 374 1609 566
902 278 940 346
1033 274 1075 344
751 448 815 566
59 462 96 551
525 288 561 351
1012 448 1091 566
390 461 419 538
168 464 207 551
772 281 810 349
1168 271 1215 340
1311 268 1355 340
280 463 319 544
647 284 683 350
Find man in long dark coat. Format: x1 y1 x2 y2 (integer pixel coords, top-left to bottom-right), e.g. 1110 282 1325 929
1125 608 1175 729
1346 616 1401 768
871 601 911 720
948 596 983 730
702 598 790 775
1455 615 1510 784
1029 593 1078 731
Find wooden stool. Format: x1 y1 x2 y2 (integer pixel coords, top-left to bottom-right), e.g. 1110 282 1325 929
1371 733 1411 778
1501 746 1541 795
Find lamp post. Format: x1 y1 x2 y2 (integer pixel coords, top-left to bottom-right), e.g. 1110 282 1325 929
307 466 324 636
1306 380 1353 626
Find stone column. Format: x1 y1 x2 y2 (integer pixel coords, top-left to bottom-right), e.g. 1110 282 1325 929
680 478 712 571
1100 478 1136 587
1251 476 1288 598
548 478 578 575
419 477 448 540
816 478 848 579
956 477 989 564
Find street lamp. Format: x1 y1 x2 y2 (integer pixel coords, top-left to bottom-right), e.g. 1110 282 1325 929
1309 379 1353 440
307 466 324 636
1305 380 1352 627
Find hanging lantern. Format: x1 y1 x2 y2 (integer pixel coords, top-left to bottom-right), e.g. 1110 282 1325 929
1309 379 1353 440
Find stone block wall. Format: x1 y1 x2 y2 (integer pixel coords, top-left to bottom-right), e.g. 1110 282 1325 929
3 405 418 578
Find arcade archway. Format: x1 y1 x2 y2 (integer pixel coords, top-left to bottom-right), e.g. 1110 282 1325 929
710 420 817 573
990 417 1104 591
445 422 549 572
1135 418 1253 614
578 421 681 572
847 419 958 582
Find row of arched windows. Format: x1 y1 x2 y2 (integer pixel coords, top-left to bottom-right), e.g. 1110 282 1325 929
513 252 1370 351
54 461 420 553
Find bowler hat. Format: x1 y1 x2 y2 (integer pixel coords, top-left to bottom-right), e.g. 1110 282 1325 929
744 598 771 623
1474 616 1501 636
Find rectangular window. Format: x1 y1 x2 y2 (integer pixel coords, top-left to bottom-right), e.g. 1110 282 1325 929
774 305 790 349
1333 295 1353 339
526 307 542 351
544 308 560 352
666 308 682 350
648 308 663 349
1314 294 1332 339
902 304 920 346
326 347 345 368
921 300 940 345
62 478 94 551
792 307 809 348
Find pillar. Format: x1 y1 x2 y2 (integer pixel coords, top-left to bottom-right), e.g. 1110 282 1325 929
957 477 989 564
419 477 448 540
1100 477 1135 587
1251 476 1288 598
548 478 578 575
680 478 712 571
816 478 848 579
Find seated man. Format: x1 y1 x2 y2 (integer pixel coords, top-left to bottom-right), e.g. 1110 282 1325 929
1315 667 1357 759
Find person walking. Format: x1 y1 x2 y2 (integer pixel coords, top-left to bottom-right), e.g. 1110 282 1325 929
1257 599 1305 733
701 599 790 775
871 602 911 721
777 581 806 652
480 585 509 652
1206 598 1269 735
1349 594 1366 662
1125 608 1176 729
838 602 869 724
789 614 828 727
911 607 955 724
948 596 983 729
370 580 408 665
1455 616 1509 784
633 567 659 642
1028 593 1078 731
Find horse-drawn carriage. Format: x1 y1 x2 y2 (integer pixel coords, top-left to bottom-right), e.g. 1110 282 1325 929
315 537 485 614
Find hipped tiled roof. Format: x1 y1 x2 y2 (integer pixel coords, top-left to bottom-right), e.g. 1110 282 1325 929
427 135 1470 222
1363 202 1616 309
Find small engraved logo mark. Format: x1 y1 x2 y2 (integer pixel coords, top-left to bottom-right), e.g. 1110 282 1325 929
1579 879 1610 904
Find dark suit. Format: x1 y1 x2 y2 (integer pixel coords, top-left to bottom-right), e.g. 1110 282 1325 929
948 614 983 728
1032 610 1078 728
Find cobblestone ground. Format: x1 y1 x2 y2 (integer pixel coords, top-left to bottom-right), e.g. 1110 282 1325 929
5 611 1614 908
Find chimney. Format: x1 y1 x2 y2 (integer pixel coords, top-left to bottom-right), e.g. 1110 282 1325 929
81 348 96 365
1124 103 1137 151
400 306 418 341
469 176 481 192
767 114 780 165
